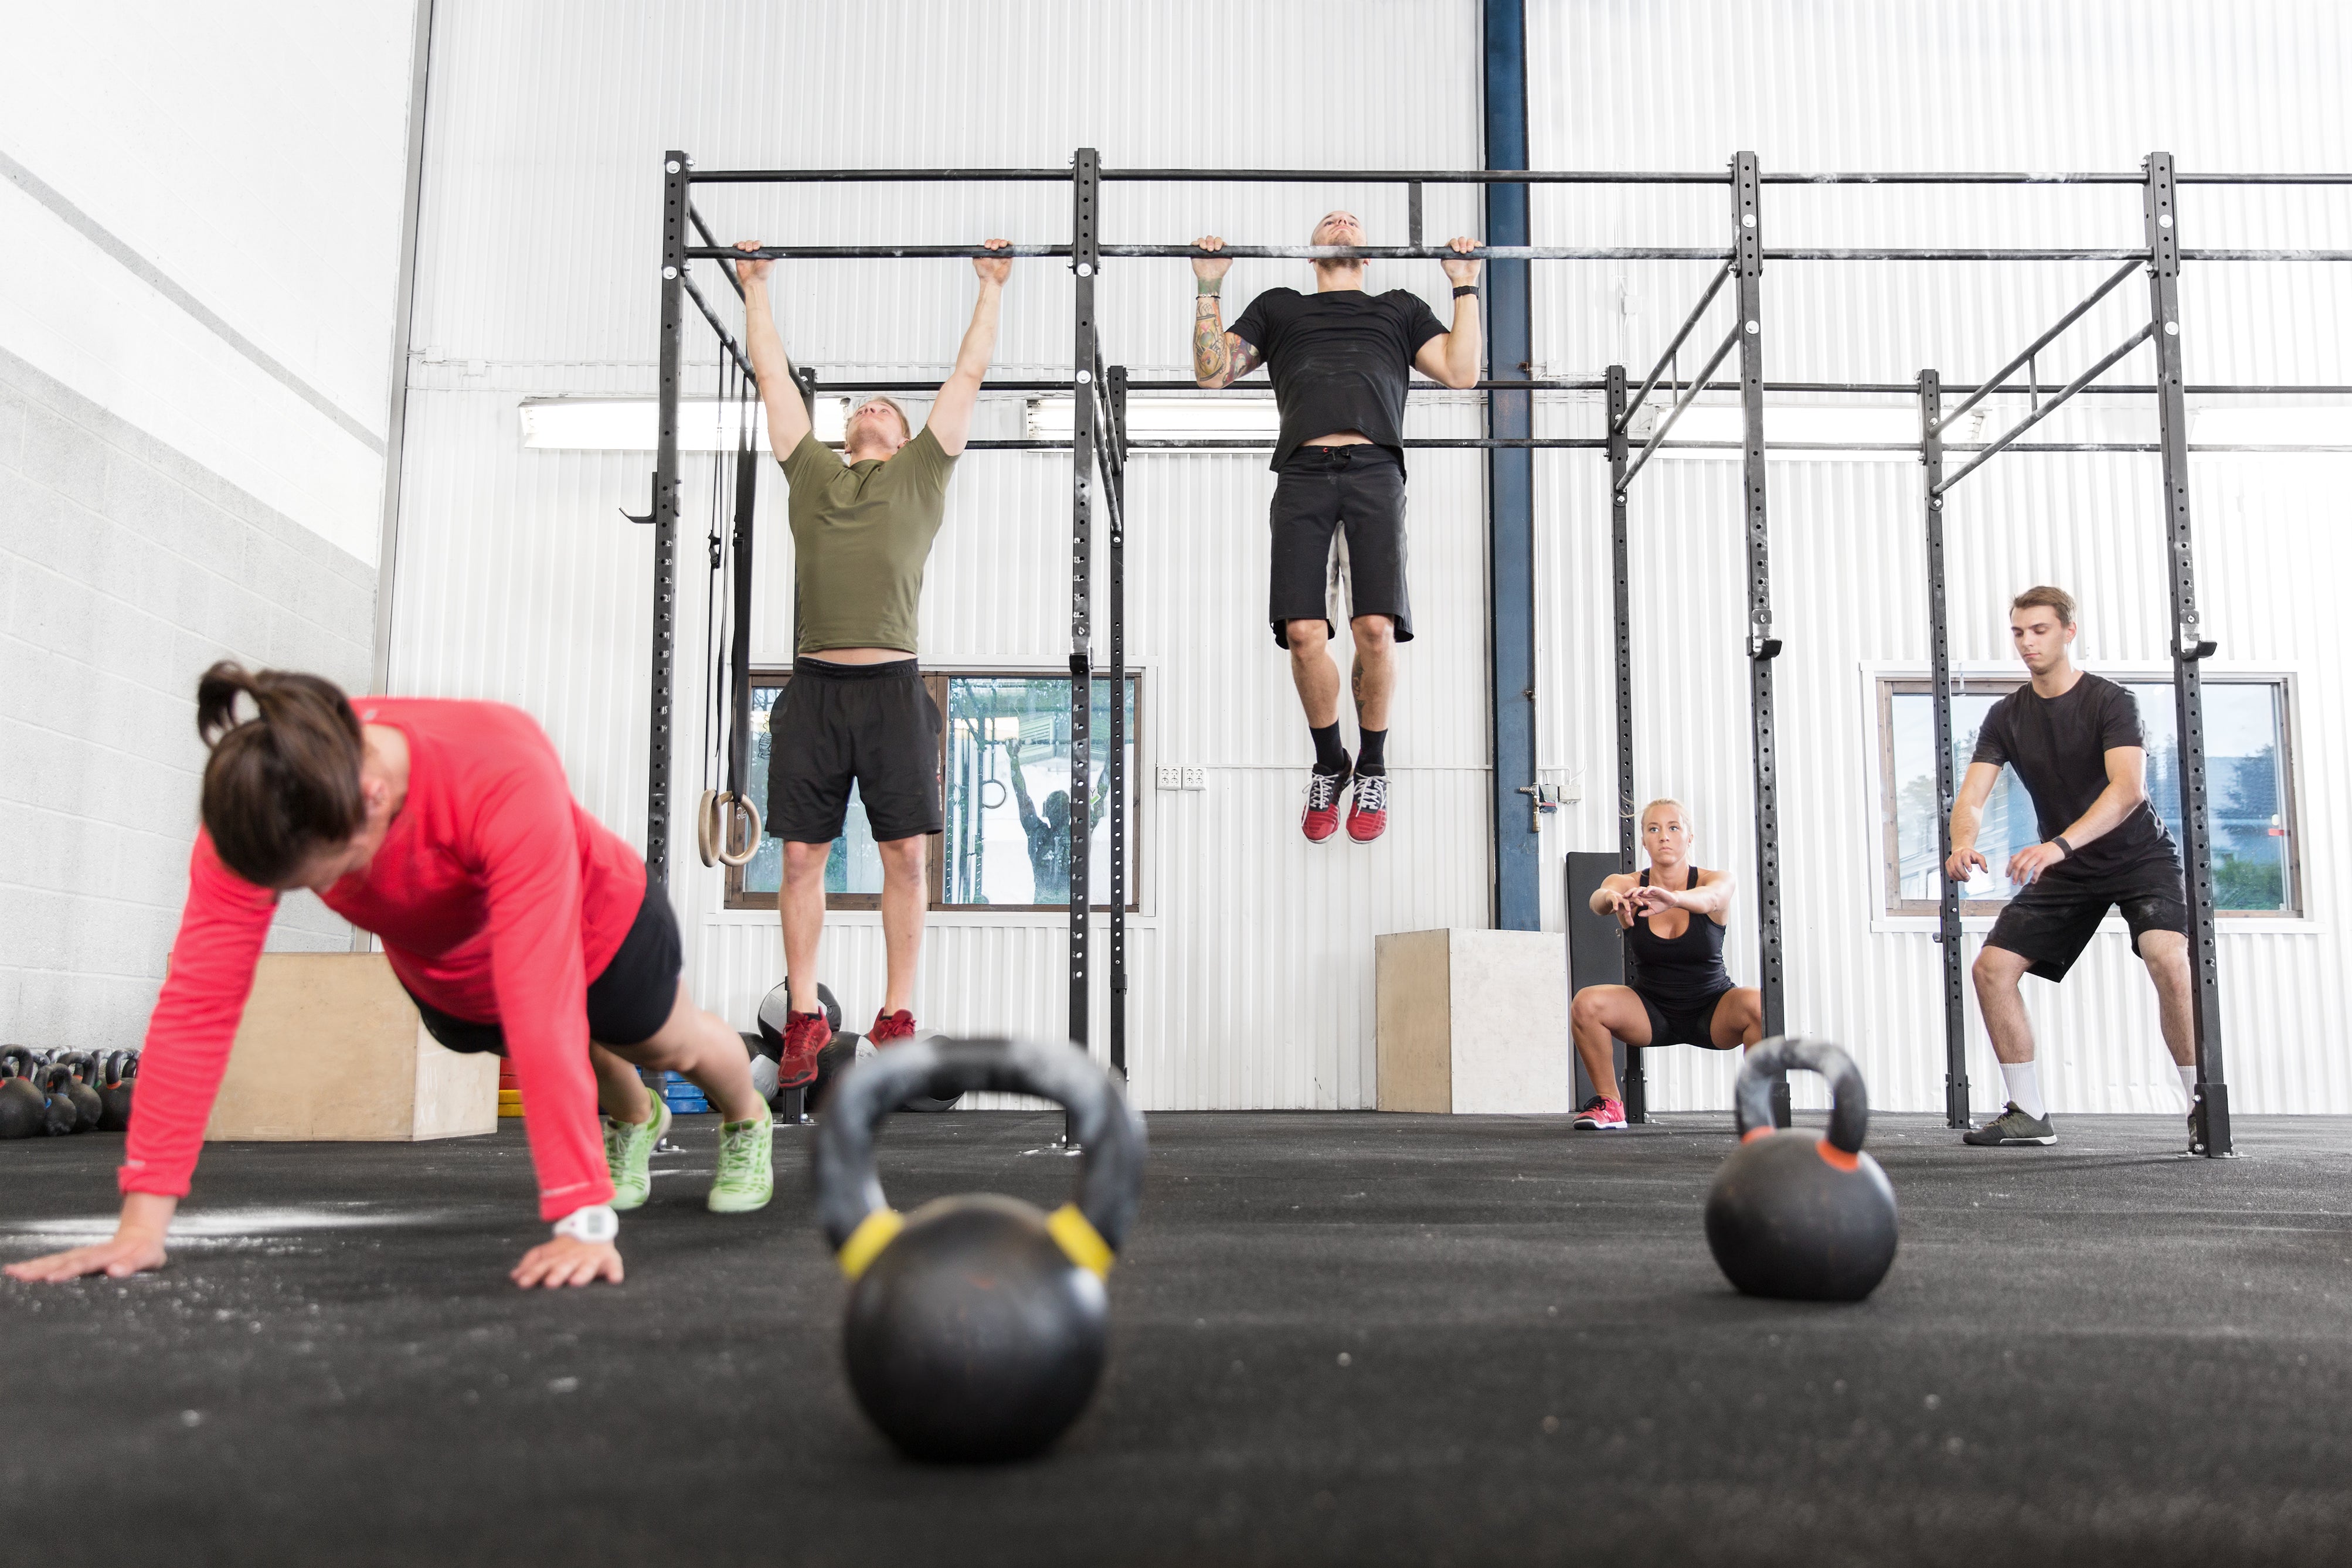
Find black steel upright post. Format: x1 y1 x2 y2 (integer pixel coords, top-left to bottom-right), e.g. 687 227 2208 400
1106 365 1130 1081
2145 151 2231 1157
1732 152 1790 1128
1606 364 1644 1123
1921 370 1970 1128
647 151 689 890
1068 148 1100 1056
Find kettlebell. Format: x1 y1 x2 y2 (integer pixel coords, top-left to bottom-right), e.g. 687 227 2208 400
1704 1036 1899 1302
57 1053 104 1133
0 1048 45 1140
814 1036 1148 1462
36 1063 81 1136
98 1051 137 1132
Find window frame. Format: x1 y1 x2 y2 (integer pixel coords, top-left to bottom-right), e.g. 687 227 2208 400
1876 672 2302 919
723 665 1144 915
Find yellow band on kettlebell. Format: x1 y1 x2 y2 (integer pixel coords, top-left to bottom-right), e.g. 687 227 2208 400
1047 1203 1114 1278
837 1208 905 1280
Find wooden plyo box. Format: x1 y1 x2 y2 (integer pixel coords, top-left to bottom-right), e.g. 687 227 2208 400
204 954 499 1142
1374 928 1571 1114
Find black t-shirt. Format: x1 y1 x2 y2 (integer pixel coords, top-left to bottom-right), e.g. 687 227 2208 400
1228 287 1448 471
1970 672 2180 887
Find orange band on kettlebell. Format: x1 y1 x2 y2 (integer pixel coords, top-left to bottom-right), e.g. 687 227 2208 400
1739 1127 1772 1144
1046 1203 1114 1278
837 1208 905 1280
1815 1142 1861 1172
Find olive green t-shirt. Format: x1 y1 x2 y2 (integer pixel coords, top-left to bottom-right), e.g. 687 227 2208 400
777 426 957 655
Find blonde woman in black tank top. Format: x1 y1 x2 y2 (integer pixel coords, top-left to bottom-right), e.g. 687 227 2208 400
1568 799 1763 1131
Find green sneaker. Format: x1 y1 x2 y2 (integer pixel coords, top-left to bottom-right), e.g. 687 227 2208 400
708 1107 774 1214
1961 1102 2057 1147
604 1098 671 1210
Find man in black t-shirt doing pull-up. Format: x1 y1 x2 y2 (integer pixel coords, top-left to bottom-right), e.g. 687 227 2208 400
1946 586 2198 1149
1191 212 1485 846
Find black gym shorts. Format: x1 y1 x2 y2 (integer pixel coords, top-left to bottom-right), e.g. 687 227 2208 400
1637 987 1735 1049
1267 443 1415 648
1983 868 2191 982
766 657 943 843
409 863 683 1055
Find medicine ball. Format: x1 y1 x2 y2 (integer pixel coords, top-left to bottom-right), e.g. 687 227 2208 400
813 1036 1148 1462
756 979 841 1052
1704 1036 1899 1303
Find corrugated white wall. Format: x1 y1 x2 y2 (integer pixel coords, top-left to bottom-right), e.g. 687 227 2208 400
391 0 1488 1108
1527 0 2352 1114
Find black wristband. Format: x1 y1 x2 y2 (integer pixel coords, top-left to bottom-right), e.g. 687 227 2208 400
1453 284 1481 299
2052 835 2072 858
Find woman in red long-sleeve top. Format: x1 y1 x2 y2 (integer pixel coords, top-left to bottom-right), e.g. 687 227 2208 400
6 664 773 1291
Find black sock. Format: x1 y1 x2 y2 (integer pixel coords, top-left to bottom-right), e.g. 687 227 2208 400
1310 722 1348 774
1357 728 1388 774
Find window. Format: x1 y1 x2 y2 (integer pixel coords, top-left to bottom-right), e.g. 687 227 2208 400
725 671 1139 912
1880 676 2298 916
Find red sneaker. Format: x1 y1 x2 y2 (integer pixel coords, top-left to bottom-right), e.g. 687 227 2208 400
779 1009 830 1089
1301 766 1350 845
1345 771 1388 843
869 1009 918 1046
1573 1095 1628 1131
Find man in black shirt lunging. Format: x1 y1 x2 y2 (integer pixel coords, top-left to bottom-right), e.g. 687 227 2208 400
1946 586 2198 1148
1190 212 1484 845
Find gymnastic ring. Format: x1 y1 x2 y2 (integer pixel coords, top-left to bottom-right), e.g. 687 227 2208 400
980 778 1008 811
717 791 763 867
695 788 722 868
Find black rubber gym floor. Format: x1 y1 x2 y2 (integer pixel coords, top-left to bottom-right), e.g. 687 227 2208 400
4 1110 2350 1567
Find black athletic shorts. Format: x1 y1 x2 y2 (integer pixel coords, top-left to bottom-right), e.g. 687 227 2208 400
1637 987 1734 1049
409 864 682 1055
767 657 942 843
1983 869 2190 982
1267 443 1414 648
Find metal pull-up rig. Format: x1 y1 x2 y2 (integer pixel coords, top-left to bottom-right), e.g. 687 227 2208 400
641 149 2352 1152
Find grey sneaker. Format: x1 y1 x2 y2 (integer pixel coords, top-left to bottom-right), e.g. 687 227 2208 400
604 1098 672 1210
1961 1102 2057 1146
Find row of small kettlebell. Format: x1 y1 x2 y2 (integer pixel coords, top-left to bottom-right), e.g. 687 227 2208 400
0 1047 136 1138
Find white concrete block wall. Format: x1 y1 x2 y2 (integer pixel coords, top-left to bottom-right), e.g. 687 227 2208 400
0 352 373 1052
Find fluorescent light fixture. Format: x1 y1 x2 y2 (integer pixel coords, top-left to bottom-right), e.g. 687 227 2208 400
518 397 855 451
1629 403 1979 457
2190 405 2352 446
1027 394 1282 442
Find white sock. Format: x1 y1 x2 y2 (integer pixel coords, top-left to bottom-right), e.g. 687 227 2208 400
2000 1061 2047 1120
2178 1064 2199 1106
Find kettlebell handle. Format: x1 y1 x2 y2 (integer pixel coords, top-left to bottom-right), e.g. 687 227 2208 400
813 1036 1148 1276
1733 1036 1869 1155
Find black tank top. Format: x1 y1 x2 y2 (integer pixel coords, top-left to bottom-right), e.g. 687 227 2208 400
1624 867 1733 1009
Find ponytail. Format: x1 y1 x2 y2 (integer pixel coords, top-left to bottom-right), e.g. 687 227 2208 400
195 662 367 886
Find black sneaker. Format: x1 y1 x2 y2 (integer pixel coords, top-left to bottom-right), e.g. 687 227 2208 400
1961 1102 2057 1146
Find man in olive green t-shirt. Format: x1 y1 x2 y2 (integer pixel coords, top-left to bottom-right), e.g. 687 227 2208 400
735 239 1009 1084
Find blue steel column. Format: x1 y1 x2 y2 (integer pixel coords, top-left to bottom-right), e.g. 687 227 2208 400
1484 0 1538 929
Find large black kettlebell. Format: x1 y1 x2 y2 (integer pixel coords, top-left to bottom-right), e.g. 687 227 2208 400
0 1049 45 1140
98 1051 138 1133
1704 1037 1898 1302
35 1061 81 1137
57 1053 104 1133
813 1036 1147 1462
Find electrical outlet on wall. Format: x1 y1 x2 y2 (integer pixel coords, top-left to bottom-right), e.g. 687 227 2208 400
1155 766 1184 790
1181 767 1205 791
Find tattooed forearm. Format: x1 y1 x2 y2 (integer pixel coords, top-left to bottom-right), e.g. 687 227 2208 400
1193 295 1229 384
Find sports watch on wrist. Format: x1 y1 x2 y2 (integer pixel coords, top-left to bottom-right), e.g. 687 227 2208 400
553 1204 618 1245
2051 836 2074 858
1453 284 1481 298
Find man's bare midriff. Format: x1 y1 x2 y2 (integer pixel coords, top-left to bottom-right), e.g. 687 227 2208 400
806 647 915 665
1302 430 1372 446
